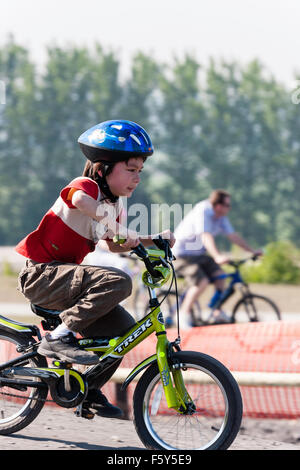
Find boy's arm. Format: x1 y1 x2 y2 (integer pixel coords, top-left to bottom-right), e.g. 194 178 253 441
105 230 175 252
72 191 175 251
139 229 175 247
72 190 139 243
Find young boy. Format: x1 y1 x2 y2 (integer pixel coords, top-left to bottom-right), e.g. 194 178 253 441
15 119 175 417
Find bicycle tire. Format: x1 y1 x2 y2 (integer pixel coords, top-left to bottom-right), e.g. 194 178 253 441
0 329 48 435
232 294 281 323
133 350 243 450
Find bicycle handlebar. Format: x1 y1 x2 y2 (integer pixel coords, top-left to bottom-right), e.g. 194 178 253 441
113 235 174 279
227 254 260 269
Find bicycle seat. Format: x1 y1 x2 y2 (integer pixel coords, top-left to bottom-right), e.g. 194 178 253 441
31 304 61 317
31 304 61 331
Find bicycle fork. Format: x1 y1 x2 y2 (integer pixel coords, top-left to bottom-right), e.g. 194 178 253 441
156 333 194 413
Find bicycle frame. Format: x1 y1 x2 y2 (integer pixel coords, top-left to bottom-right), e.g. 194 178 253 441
210 269 247 310
0 245 192 413
83 294 185 410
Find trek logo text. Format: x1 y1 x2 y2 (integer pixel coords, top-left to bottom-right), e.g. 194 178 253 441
114 318 153 354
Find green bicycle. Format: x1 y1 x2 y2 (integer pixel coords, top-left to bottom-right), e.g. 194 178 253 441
0 237 242 450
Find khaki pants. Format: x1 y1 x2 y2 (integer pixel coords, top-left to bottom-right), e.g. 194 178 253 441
18 260 136 338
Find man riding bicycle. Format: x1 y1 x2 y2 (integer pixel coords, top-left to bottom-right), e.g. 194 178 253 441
173 189 262 328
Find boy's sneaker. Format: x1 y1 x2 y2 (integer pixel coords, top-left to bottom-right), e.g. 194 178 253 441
208 310 231 325
84 389 123 418
37 333 99 365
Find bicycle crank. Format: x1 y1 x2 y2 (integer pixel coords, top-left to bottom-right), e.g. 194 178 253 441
0 362 88 408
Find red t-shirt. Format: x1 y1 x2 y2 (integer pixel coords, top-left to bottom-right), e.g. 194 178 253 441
15 177 122 264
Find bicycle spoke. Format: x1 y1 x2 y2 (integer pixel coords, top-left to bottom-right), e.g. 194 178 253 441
142 365 229 449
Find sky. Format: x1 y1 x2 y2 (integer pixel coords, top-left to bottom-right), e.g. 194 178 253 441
1 0 300 88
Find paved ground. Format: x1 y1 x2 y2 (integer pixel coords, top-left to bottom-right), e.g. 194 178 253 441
0 407 299 451
0 286 299 451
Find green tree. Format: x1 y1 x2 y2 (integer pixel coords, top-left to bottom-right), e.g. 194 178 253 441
148 54 209 209
204 59 287 246
0 37 299 254
0 37 40 243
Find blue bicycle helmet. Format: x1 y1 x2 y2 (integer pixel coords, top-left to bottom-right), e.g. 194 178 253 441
78 120 154 163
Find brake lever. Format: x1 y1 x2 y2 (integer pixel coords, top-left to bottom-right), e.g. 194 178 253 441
153 235 174 261
130 243 163 279
152 235 165 251
131 243 148 259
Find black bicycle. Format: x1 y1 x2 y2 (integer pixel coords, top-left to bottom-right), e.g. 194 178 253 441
134 255 281 326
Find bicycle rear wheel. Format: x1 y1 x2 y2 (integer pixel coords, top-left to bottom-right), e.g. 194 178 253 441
232 294 281 323
0 330 48 435
133 351 243 450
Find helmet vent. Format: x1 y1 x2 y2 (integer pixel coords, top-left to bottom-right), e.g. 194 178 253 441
130 134 141 145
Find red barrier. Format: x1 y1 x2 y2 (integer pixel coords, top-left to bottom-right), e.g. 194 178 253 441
103 320 300 419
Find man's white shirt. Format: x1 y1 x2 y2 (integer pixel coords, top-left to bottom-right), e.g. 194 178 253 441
173 199 234 257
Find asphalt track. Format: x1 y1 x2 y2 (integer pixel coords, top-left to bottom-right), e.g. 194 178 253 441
0 407 298 451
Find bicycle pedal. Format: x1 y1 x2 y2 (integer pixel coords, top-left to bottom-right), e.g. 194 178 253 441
74 406 95 420
82 408 95 420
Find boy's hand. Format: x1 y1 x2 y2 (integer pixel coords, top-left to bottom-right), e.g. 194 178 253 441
159 229 176 248
119 236 141 250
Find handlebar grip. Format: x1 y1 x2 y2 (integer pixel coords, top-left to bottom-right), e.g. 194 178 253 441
113 235 148 258
113 235 127 245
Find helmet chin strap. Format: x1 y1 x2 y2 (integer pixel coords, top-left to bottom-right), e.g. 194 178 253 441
95 165 119 203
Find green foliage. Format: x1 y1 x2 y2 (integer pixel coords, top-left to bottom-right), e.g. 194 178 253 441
1 260 17 277
241 241 300 284
0 36 300 262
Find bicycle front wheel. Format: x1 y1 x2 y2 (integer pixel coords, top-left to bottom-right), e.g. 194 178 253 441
232 294 281 323
133 351 243 450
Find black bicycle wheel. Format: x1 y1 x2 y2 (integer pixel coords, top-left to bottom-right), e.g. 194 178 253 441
232 294 281 323
190 300 203 326
152 291 203 328
133 350 243 450
0 329 48 435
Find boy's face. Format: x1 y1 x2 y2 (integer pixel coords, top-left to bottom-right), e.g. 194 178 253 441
105 157 144 197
